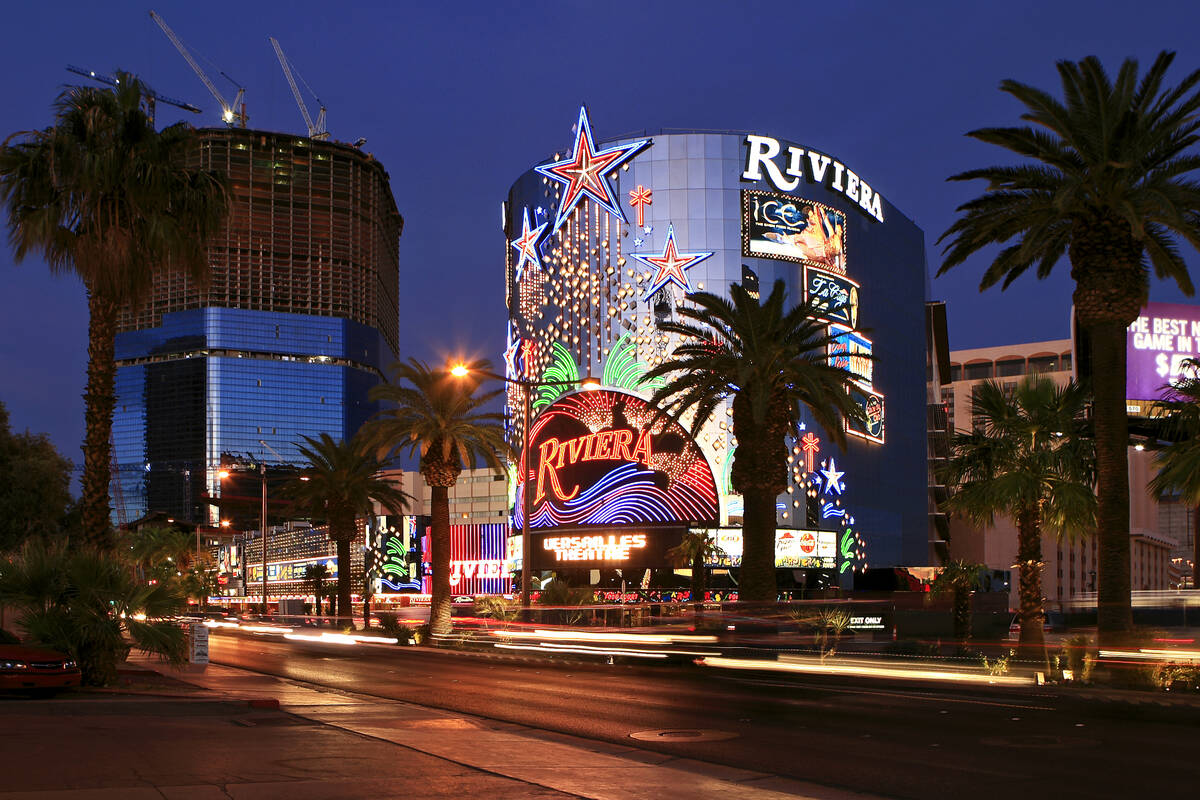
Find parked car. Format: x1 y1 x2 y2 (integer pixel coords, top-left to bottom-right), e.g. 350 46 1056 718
0 645 81 692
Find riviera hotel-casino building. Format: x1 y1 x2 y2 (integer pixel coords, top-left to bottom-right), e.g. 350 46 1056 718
500 108 935 594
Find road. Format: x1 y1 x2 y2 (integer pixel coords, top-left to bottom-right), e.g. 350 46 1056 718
210 632 1196 800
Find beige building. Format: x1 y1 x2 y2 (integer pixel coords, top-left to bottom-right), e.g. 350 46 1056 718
382 467 510 525
943 339 1179 610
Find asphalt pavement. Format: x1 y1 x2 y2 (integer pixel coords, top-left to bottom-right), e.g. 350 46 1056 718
0 653 881 800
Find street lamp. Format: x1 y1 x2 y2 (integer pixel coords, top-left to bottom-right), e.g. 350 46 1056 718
450 362 598 607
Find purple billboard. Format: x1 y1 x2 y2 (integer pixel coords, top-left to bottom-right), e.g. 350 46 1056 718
1127 301 1200 402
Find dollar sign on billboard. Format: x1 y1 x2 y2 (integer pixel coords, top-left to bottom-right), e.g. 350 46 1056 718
1157 352 1170 377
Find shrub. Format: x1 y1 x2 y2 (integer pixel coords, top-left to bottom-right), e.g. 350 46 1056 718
0 539 186 685
1061 634 1095 683
0 628 20 645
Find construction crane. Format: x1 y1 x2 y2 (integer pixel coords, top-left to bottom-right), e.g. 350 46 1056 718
66 65 201 125
149 10 246 127
269 37 328 140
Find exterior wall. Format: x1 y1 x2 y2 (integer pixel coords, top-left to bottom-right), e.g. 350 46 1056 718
112 129 402 525
389 467 511 525
504 126 930 574
945 338 1177 608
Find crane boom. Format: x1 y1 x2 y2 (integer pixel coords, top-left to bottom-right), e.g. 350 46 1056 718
149 10 245 126
268 37 328 140
66 65 202 122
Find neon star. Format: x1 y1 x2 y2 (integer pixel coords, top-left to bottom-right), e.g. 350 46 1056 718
535 106 651 233
510 208 547 282
630 224 713 299
821 458 845 496
503 338 521 378
629 185 652 227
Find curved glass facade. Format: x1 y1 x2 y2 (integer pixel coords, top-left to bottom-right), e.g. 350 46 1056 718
504 122 929 574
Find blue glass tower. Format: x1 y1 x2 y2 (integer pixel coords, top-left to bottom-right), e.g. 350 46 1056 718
113 129 401 524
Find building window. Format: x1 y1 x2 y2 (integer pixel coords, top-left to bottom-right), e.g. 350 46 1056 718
1028 355 1058 373
950 364 962 382
995 358 1025 377
964 362 992 381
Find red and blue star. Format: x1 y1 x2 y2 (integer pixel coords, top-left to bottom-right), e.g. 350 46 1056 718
630 224 713 299
535 106 651 233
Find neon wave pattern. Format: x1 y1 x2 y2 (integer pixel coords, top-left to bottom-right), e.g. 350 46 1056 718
530 463 716 528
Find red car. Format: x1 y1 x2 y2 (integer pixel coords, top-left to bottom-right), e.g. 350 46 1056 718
0 645 81 691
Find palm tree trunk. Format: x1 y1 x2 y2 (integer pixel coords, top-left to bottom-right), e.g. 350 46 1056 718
740 487 777 604
1015 506 1048 666
429 484 452 636
691 550 705 626
335 535 353 630
1090 322 1134 646
82 289 117 550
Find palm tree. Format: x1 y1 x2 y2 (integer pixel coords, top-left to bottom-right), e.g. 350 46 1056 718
644 280 864 604
937 53 1200 646
667 530 725 623
0 74 228 549
304 562 329 617
930 560 987 649
940 377 1096 660
1148 358 1200 588
0 538 187 685
366 358 508 636
283 432 409 630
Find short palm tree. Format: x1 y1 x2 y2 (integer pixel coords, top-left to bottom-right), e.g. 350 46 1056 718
667 530 725 622
304 562 329 617
366 358 508 636
1148 358 1200 587
937 53 1200 646
930 560 988 649
0 74 228 549
644 280 863 603
284 432 409 630
941 377 1096 659
0 538 187 685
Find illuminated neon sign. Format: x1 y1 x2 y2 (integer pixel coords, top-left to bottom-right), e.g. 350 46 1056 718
519 389 719 530
741 135 884 222
535 106 652 233
629 223 714 298
829 325 872 386
542 533 647 562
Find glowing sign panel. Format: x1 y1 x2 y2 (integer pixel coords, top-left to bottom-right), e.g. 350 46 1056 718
700 527 836 569
807 267 859 327
530 529 679 570
520 389 719 530
1127 301 1200 402
742 190 847 273
542 533 647 562
846 384 885 444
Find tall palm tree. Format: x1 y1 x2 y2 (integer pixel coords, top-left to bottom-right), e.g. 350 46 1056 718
937 53 1200 646
1148 358 1200 587
644 280 864 604
0 74 228 549
941 377 1096 660
283 432 409 630
667 530 725 625
930 560 988 649
366 358 508 636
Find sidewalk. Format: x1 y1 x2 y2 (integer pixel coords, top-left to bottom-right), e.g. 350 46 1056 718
0 654 883 800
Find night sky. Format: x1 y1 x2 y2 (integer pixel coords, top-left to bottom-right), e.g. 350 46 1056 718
3 0 1199 474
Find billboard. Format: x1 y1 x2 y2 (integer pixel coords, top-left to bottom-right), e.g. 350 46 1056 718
700 527 837 569
846 383 885 444
741 190 847 273
519 389 720 530
1127 301 1200 402
806 267 860 328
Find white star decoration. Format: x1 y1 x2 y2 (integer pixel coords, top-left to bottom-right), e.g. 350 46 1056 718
629 223 713 299
821 458 845 496
510 208 546 282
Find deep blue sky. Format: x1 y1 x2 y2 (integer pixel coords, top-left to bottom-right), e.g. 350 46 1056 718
3 0 1199 470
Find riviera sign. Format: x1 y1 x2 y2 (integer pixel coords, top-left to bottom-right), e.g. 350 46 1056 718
742 135 884 223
